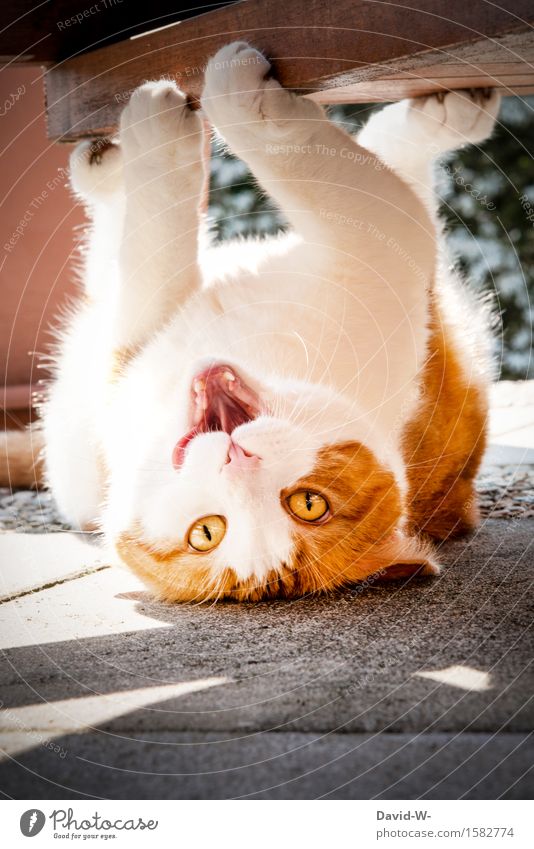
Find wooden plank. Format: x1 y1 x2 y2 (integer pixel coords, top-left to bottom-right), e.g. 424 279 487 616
0 1 236 64
43 0 534 141
312 56 534 104
312 77 534 105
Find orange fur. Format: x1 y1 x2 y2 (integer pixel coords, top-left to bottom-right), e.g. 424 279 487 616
117 442 437 603
403 300 488 540
3 304 485 599
116 307 485 602
110 346 138 382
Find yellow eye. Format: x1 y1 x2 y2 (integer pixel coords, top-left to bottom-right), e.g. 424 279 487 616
287 490 329 523
188 515 226 551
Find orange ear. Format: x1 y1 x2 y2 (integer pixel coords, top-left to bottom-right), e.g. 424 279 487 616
373 529 441 581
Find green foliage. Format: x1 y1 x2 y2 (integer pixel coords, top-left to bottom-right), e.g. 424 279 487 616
207 97 534 379
209 146 283 241
439 96 534 379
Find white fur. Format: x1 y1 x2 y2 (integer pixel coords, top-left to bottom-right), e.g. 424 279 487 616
43 45 499 583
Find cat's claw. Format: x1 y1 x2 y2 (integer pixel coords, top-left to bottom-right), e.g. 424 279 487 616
202 41 319 136
69 138 123 201
119 80 203 169
408 88 501 148
203 43 272 113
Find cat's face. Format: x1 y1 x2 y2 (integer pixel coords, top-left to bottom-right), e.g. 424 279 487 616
116 361 437 601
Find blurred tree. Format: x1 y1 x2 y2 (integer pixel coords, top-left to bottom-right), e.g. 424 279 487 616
438 96 533 379
209 146 283 241
207 96 533 379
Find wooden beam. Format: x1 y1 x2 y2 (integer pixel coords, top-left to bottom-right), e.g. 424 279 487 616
43 0 534 141
0 2 236 64
312 44 534 103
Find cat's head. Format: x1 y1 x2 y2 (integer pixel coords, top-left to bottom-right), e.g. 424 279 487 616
115 361 438 601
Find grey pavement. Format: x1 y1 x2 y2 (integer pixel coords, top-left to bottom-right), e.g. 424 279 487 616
0 518 532 799
0 382 533 799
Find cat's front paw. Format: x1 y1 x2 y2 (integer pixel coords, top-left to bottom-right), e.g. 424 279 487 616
203 43 271 113
69 138 123 201
410 89 501 149
120 81 203 170
202 42 318 137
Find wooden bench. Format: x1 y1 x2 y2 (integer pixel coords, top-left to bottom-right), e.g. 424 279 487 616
3 0 534 141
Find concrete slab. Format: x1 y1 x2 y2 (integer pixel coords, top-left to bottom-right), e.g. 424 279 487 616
486 380 534 466
490 380 534 413
0 382 532 800
0 519 532 800
0 565 168 649
482 444 534 468
0 532 107 602
0 731 531 800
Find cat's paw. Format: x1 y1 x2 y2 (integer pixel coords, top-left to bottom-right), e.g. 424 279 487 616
69 138 123 201
120 81 203 170
410 89 501 150
202 43 271 115
202 42 318 137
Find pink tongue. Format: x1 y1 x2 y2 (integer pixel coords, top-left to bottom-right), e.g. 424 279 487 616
172 365 261 470
172 428 198 470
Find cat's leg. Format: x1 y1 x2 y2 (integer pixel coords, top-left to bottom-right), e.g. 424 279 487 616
201 42 435 282
115 81 206 349
69 139 125 303
43 141 125 530
70 138 124 201
45 90 205 529
201 43 436 435
43 304 111 530
402 303 489 541
357 92 499 539
357 90 501 209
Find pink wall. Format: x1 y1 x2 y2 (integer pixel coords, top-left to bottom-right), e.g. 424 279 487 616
0 66 86 428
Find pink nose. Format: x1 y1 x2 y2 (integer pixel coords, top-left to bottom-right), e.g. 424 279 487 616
226 441 260 470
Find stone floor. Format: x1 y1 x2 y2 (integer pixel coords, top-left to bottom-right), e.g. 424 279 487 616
0 382 532 799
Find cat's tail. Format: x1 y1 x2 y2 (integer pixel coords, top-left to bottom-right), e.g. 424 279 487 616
0 429 45 488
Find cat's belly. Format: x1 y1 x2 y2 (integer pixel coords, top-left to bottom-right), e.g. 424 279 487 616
174 273 430 432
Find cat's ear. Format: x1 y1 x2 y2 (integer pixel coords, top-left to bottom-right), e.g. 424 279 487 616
374 529 441 581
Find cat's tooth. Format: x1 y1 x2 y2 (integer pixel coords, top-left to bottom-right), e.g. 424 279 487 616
193 378 206 395
193 391 206 423
236 384 257 408
224 370 236 383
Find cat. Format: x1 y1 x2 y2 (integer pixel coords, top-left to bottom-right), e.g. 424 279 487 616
36 43 499 601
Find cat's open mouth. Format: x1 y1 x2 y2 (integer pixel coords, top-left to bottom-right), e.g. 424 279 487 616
172 364 261 469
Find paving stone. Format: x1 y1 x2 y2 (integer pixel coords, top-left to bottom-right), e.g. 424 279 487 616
0 382 532 799
0 565 166 648
0 521 532 758
0 532 108 602
0 731 531 800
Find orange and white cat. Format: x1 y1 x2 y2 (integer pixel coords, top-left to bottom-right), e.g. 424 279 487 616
40 43 499 601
